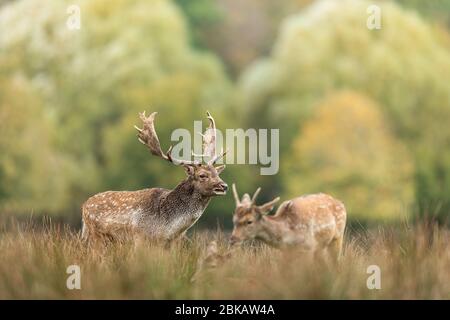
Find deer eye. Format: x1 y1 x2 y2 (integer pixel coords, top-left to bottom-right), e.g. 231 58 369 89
246 220 253 225
199 174 208 179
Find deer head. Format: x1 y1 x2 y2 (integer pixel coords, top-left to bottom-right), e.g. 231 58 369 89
134 111 228 197
229 184 280 245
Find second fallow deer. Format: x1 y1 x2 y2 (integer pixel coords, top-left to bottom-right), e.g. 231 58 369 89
81 111 227 244
230 185 346 260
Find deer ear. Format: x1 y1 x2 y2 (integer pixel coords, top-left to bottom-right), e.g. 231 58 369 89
215 164 226 174
258 197 280 215
183 164 196 176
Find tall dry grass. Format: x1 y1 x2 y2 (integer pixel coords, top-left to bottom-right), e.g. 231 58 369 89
0 220 448 299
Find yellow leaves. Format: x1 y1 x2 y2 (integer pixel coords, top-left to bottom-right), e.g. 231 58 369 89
284 91 414 220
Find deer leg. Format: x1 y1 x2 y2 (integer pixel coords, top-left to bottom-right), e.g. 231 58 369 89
181 233 193 244
328 236 343 263
314 248 327 263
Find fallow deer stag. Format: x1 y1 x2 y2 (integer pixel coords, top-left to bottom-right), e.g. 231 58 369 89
230 185 346 260
81 111 228 244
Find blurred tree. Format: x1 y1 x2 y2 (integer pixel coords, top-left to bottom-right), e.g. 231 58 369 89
284 91 414 221
199 0 315 77
173 0 224 49
394 0 450 28
0 75 69 214
0 0 231 220
176 0 450 77
239 0 450 221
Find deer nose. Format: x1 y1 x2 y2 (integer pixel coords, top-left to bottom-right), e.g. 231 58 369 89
221 183 228 192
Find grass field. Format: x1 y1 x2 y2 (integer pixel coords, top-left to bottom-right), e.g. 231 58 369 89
0 219 448 299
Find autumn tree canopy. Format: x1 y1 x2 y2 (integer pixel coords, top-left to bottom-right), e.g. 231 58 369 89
0 0 231 215
283 91 414 220
0 0 449 224
239 0 450 220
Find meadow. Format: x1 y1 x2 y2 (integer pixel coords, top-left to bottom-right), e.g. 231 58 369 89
1 0 449 301
0 219 448 299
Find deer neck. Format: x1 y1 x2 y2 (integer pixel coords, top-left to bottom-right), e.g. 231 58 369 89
164 178 211 216
256 216 287 247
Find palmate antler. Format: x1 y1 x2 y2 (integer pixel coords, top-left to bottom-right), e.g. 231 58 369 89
134 111 226 166
134 111 196 166
203 111 227 165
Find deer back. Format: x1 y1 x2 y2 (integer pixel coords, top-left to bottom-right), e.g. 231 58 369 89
276 193 346 239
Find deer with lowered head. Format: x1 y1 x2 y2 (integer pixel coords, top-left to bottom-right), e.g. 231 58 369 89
81 111 228 244
230 185 346 260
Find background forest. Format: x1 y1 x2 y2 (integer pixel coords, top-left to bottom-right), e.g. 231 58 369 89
0 0 449 229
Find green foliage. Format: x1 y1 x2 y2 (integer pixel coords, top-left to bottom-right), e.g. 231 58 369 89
0 0 231 217
239 0 450 221
174 0 223 48
185 0 316 76
240 0 450 138
1 0 449 224
284 91 414 220
394 0 450 27
0 77 69 213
